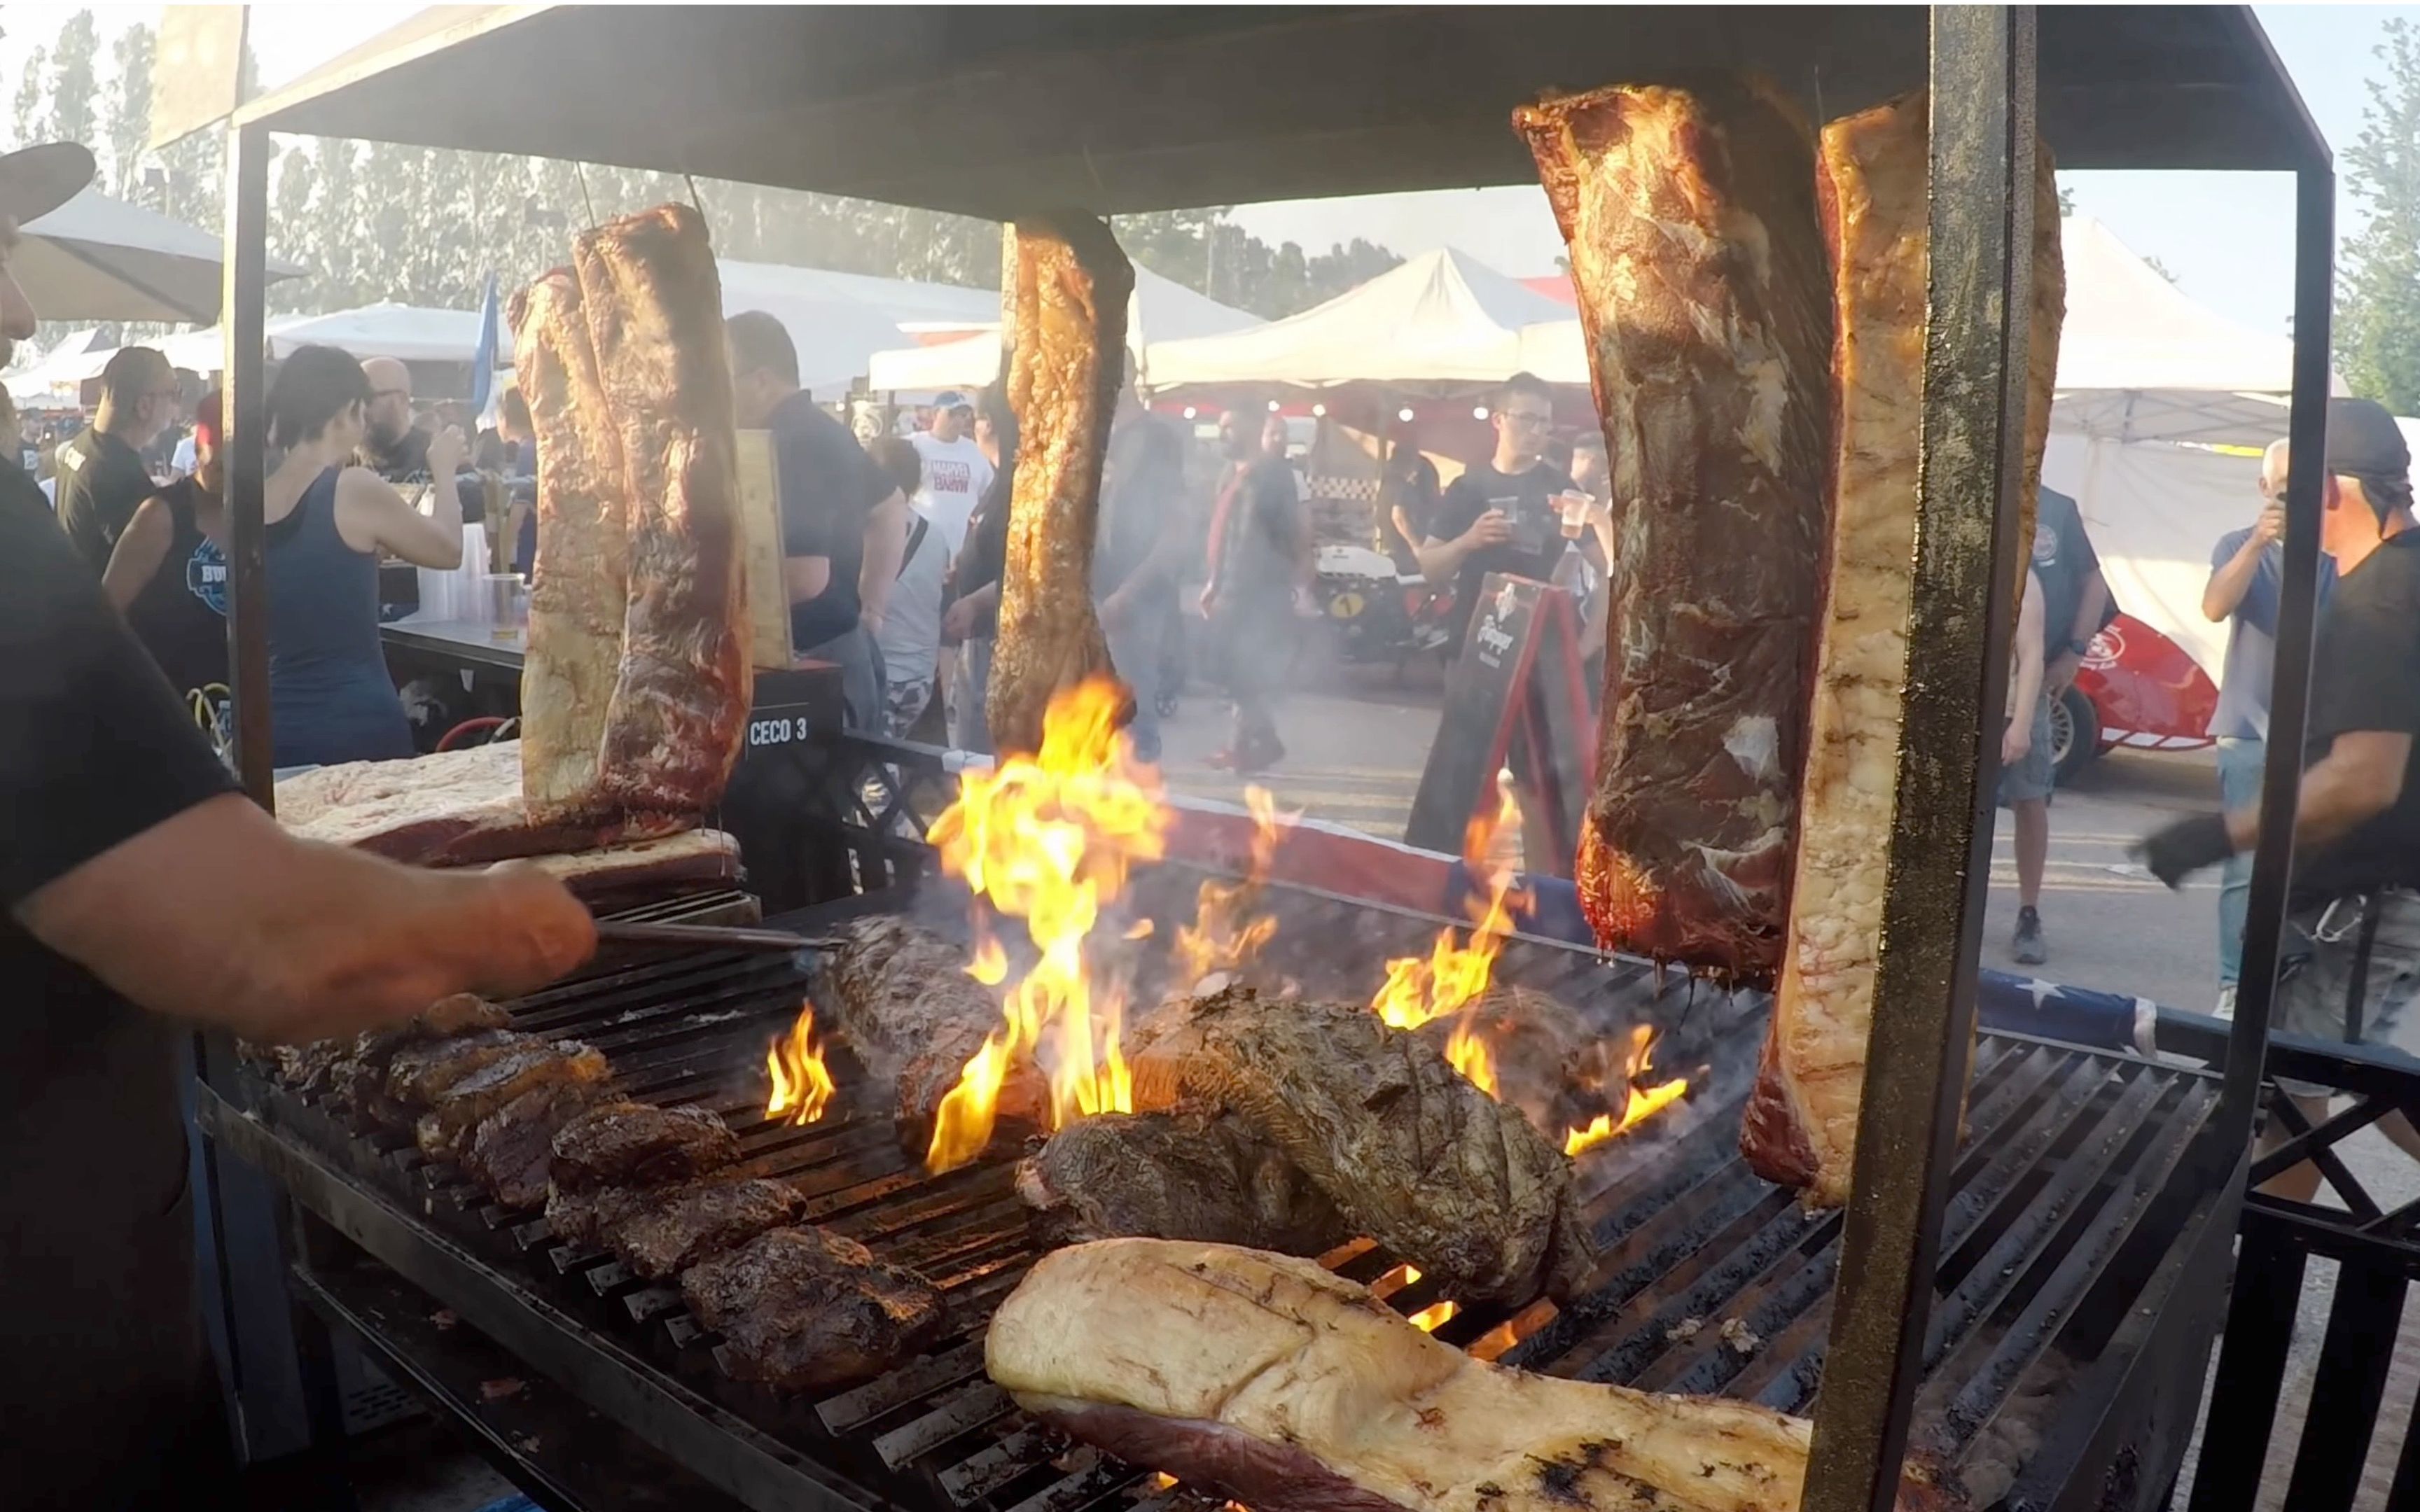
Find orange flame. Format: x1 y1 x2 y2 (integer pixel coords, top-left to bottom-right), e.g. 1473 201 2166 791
1442 1016 1497 1097
966 932 1008 986
1372 776 1528 1035
1408 1299 1461 1333
765 1002 837 1126
1563 1025 1690 1155
1171 785 1289 988
924 678 1169 1172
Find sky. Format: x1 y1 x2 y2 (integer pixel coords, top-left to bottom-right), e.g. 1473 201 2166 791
0 2 2403 337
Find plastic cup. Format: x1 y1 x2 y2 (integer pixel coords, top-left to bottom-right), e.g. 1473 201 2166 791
1557 491 1592 540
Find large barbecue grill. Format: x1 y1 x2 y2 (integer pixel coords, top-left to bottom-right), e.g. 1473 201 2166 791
195 7 2342 1512
200 857 2233 1512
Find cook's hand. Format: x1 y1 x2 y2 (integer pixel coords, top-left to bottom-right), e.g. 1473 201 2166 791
2253 501 2286 550
2045 651 2082 696
449 860 596 997
2001 719 2031 766
1463 509 1513 549
2136 813 2234 889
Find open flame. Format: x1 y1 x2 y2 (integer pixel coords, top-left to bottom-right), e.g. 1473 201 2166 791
1408 1299 1461 1333
1442 1017 1498 1098
924 678 1170 1172
765 1002 837 1126
1171 785 1288 989
1373 777 1529 1037
1563 1025 1690 1155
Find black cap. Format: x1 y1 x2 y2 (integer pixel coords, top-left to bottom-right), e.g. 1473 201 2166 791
2325 396 2410 482
0 141 93 226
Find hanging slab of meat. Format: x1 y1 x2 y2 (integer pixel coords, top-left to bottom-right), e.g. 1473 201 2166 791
571 202 751 818
1515 79 1833 986
989 1239 1957 1512
513 266 630 824
1129 989 1592 1307
679 1226 948 1394
1741 92 2064 1207
986 212 1134 757
1416 986 1620 1144
820 917 1048 1156
1015 1107 1351 1256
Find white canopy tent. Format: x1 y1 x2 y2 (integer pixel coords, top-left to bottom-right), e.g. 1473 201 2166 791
13 188 302 323
1142 247 1571 391
865 266 1260 392
718 259 1002 399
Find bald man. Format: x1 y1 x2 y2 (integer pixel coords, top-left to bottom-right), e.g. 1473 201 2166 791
2199 438 2335 1011
55 344 178 576
357 354 433 482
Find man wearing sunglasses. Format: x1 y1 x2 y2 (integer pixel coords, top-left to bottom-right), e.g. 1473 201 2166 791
54 344 180 576
1418 370 1577 654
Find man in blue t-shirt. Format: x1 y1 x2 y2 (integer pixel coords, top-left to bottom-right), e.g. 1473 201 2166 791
2200 439 2335 1012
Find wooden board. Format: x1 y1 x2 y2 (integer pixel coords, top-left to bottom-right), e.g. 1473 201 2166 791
734 427 792 668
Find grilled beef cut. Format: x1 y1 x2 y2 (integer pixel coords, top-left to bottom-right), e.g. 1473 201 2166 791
1015 1108 1350 1255
465 1084 605 1210
988 1240 1956 1512
680 1226 947 1394
416 1041 610 1155
1131 990 1592 1306
550 1101 740 1192
986 212 1135 756
1515 80 1832 985
1743 92 2064 1205
572 203 751 818
383 1030 525 1106
822 917 1047 1155
594 1175 805 1279
1416 986 1618 1144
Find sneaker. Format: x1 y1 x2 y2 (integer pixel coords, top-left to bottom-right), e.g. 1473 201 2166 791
2215 985 2237 1021
2012 906 2047 965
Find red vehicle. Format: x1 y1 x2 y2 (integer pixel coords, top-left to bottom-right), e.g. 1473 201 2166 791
2051 611 2218 783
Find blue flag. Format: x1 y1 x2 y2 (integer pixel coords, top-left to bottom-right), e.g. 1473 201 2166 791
469 270 500 419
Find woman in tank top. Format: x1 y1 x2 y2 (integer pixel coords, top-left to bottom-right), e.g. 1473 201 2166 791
104 389 231 706
256 344 468 769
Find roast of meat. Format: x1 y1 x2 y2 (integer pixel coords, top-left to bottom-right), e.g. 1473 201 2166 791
512 264 630 824
464 1084 606 1210
549 1100 741 1193
414 1040 611 1157
1130 988 1592 1306
1515 80 1832 986
571 203 752 817
679 1226 948 1394
1417 986 1618 1144
585 1175 805 1280
986 211 1135 757
1742 91 2065 1205
987 1239 1956 1512
821 917 1047 1155
1015 1107 1350 1256
383 1029 525 1107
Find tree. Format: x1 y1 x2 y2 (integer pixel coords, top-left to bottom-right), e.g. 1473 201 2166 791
103 21 151 197
2055 182 2075 217
43 10 100 150
2337 17 2420 412
14 45 47 147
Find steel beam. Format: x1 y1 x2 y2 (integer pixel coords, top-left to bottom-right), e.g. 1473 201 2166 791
221 120 273 810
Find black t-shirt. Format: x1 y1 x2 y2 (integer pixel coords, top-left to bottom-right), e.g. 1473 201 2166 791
1096 414 1185 603
772 391 889 651
2031 486 2103 658
2293 531 2420 904
53 425 158 578
0 455 237 1497
123 477 231 701
1428 458 1574 646
1212 457 1305 611
951 462 1015 642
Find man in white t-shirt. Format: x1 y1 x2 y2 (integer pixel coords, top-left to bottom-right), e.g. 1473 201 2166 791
906 389 994 555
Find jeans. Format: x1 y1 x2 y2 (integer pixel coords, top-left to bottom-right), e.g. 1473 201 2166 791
950 637 993 755
2216 736 2266 988
803 624 882 733
1104 603 1163 763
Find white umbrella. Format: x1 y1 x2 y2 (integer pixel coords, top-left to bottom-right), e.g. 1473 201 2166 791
16 188 302 323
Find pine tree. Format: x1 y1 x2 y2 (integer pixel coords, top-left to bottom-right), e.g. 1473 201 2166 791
269 145 317 313
2337 17 2420 412
14 45 47 147
43 10 100 150
104 22 152 196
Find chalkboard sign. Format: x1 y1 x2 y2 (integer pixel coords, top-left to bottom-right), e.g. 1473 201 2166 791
1403 573 1595 876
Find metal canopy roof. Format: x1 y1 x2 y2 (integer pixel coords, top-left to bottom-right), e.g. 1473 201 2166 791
240 5 2325 218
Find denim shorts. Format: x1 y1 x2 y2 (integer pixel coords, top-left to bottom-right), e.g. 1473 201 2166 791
2269 888 2420 1098
1997 696 2057 806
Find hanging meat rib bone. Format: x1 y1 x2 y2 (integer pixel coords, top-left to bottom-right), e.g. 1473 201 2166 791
1741 91 2065 1205
1515 78 1833 985
570 202 752 817
987 211 1135 758
512 267 630 822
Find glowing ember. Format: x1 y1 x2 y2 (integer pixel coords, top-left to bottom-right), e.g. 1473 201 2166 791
1372 777 1528 1035
1172 785 1289 988
1147 1473 1178 1491
1564 1026 1690 1155
765 1002 837 1126
1370 1263 1422 1299
924 678 1170 1172
1407 1299 1461 1333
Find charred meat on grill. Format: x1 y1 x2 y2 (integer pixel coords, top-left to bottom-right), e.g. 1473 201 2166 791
1016 1107 1349 1256
680 1226 947 1394
383 1030 525 1106
1132 988 1593 1306
594 1175 805 1279
822 916 1048 1156
464 1084 606 1210
550 1100 740 1192
415 993 514 1037
415 1040 609 1154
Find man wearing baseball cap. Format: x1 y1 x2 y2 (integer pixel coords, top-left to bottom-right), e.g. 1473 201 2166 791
2143 397 2420 1191
0 144 596 1504
908 387 994 556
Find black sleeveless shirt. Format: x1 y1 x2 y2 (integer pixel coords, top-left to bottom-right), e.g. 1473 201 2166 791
122 477 230 700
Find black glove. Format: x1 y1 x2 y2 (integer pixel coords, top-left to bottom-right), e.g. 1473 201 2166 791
2137 812 2234 888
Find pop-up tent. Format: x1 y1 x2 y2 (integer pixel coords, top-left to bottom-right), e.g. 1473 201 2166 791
1141 247 1571 391
718 259 1001 398
865 265 1259 392
15 188 302 323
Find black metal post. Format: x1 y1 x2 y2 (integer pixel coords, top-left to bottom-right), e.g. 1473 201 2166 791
223 120 273 811
2217 164 2335 1140
1803 8 2036 1510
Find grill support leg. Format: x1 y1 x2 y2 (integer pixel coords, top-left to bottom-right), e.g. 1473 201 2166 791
2281 1255 2406 1512
2186 1214 2307 1512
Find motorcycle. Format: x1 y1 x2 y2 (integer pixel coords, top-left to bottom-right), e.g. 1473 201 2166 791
1313 543 1456 671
